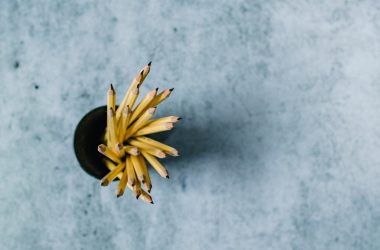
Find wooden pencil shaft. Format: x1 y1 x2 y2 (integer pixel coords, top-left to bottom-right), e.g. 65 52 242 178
118 106 130 142
133 180 142 198
98 144 121 163
137 155 152 191
136 136 178 156
126 156 137 186
131 155 145 182
101 162 125 186
134 123 173 136
146 116 180 127
107 84 116 110
107 108 117 147
126 87 139 111
149 89 172 107
141 151 168 178
141 148 166 159
116 166 128 197
116 64 147 120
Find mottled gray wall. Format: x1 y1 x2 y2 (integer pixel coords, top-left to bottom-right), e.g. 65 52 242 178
1 1 380 250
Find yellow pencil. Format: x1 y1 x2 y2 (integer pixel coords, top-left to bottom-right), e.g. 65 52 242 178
135 136 179 156
125 87 139 111
134 122 173 136
98 144 121 163
139 190 154 204
116 167 128 198
118 105 130 142
141 151 169 178
146 116 181 127
100 162 125 186
126 156 137 186
106 84 116 146
138 155 152 192
131 155 145 183
133 180 142 199
129 89 157 124
149 88 173 107
107 107 117 147
116 69 144 120
140 61 151 83
107 84 116 111
141 148 166 159
128 139 166 158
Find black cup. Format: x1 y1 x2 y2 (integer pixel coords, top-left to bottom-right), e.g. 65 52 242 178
74 106 171 179
74 106 109 179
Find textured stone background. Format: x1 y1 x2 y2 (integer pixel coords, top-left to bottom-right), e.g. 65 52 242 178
1 1 380 249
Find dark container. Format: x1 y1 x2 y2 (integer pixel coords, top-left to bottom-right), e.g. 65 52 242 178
74 106 109 179
74 106 171 179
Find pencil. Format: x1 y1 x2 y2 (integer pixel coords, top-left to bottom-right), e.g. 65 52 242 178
131 155 145 183
107 107 117 147
133 180 142 199
126 156 137 186
128 139 167 158
138 154 152 192
106 84 116 146
125 87 139 111
98 144 121 163
141 61 151 83
129 89 157 124
118 105 130 142
134 122 174 136
100 162 125 186
146 116 181 127
107 84 116 110
116 69 144 120
135 136 179 156
149 88 173 107
139 190 154 204
141 151 169 178
116 166 128 197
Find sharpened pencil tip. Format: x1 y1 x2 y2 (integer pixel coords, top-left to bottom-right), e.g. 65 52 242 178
150 201 154 204
169 88 174 91
148 61 152 66
166 175 170 179
156 87 159 91
178 117 182 120
110 83 114 91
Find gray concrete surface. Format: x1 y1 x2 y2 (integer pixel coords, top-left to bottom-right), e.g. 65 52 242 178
1 1 380 249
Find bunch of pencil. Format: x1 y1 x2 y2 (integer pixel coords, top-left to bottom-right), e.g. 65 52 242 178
97 62 180 203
